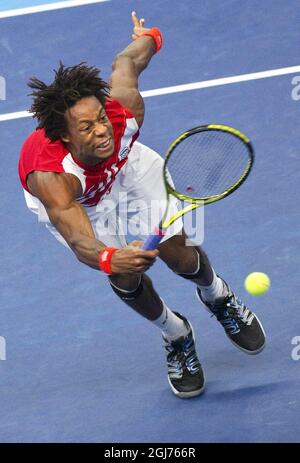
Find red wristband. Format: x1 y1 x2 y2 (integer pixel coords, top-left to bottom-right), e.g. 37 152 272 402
141 27 163 52
99 247 118 275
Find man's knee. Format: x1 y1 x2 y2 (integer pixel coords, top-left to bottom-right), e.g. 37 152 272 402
109 273 141 290
158 233 198 274
109 274 144 301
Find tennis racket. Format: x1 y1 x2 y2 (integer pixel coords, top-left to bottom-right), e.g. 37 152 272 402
141 124 254 250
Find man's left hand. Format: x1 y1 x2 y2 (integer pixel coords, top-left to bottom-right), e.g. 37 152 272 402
131 11 150 40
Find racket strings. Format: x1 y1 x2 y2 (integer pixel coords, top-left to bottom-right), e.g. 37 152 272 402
165 131 251 198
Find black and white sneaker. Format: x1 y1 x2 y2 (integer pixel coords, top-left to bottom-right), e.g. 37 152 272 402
196 281 266 355
163 312 205 398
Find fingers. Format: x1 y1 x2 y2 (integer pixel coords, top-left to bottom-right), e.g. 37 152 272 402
135 249 159 260
110 242 159 274
131 11 140 27
133 259 156 273
128 250 158 265
131 11 145 28
129 240 143 248
145 249 159 259
128 241 159 258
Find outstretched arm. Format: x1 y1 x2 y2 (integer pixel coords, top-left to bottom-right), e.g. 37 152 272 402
109 11 162 127
27 171 159 273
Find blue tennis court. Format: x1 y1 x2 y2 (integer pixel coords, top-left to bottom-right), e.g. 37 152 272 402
0 0 299 443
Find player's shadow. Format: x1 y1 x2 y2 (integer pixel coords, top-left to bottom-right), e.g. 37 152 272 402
204 381 282 402
158 382 282 405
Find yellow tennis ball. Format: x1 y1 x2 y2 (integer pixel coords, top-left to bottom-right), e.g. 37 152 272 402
244 272 270 296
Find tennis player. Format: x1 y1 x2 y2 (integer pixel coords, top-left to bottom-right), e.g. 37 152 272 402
18 12 265 398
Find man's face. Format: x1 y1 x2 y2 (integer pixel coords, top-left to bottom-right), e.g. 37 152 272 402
63 96 114 166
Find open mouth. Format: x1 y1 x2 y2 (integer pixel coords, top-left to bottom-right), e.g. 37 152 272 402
96 138 111 151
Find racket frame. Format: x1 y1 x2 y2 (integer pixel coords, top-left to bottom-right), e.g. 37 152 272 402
142 124 254 249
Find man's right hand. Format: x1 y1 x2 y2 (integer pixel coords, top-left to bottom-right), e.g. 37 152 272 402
110 241 159 274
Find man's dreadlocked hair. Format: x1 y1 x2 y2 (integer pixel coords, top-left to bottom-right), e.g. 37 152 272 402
28 62 110 141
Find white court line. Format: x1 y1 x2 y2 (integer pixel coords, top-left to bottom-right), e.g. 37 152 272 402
142 65 300 98
0 110 30 121
0 64 299 122
0 0 110 19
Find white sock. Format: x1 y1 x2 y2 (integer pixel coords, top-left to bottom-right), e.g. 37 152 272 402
198 269 228 302
152 300 189 340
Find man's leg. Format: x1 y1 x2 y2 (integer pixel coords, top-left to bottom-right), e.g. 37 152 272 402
113 142 209 397
158 232 227 299
158 231 266 354
109 272 205 398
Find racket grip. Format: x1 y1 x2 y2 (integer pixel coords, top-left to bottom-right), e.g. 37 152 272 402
141 229 165 250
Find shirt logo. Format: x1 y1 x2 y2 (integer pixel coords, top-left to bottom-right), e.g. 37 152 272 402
119 146 130 161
